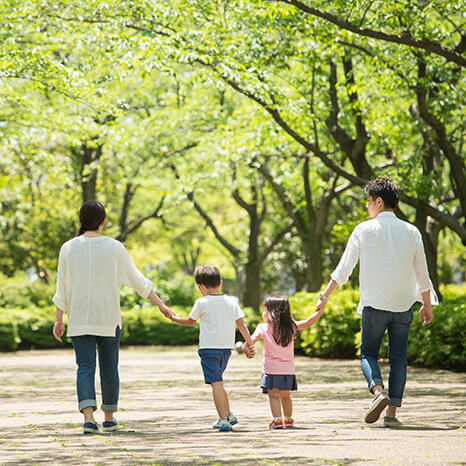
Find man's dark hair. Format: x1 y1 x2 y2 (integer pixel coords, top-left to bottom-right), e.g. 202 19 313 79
364 177 399 209
194 265 221 288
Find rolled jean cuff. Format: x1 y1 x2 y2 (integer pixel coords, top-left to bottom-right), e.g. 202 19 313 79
101 403 118 413
389 397 402 407
368 378 383 394
79 399 97 412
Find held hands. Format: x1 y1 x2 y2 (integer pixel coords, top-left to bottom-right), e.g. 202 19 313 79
315 293 328 314
53 320 65 342
242 342 256 359
159 304 175 320
419 304 433 326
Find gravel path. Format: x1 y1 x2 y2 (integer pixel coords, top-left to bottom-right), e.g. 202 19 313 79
0 346 464 465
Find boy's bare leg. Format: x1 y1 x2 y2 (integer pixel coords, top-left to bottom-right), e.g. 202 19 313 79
211 382 229 419
280 390 292 418
268 389 282 418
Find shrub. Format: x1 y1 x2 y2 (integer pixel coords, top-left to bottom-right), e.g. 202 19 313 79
0 313 19 351
289 289 360 358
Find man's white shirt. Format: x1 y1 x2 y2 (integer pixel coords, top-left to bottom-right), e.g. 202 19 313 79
331 211 438 313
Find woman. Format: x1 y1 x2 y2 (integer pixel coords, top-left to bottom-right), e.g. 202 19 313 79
52 200 173 434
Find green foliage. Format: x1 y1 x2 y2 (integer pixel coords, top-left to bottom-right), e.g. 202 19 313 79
291 289 361 358
0 313 19 351
120 307 198 345
0 275 55 308
407 285 466 371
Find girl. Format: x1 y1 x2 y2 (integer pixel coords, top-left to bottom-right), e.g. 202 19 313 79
250 295 324 429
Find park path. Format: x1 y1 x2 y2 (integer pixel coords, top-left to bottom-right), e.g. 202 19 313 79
0 346 464 465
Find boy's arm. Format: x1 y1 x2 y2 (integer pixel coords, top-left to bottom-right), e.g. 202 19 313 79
296 307 325 331
236 318 253 346
171 316 197 327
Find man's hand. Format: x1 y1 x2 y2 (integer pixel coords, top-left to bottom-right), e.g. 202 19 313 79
242 343 256 359
53 320 65 342
419 304 433 326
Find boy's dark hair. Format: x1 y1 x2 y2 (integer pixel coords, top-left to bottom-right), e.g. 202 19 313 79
364 177 399 209
194 265 221 288
263 296 297 347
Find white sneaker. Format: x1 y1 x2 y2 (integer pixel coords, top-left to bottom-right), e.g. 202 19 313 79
364 391 390 424
383 416 403 428
217 418 232 431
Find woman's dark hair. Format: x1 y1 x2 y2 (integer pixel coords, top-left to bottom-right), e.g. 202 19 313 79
364 177 399 209
263 296 297 347
76 201 106 236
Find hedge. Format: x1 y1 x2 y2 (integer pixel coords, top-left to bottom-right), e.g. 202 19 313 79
0 285 464 371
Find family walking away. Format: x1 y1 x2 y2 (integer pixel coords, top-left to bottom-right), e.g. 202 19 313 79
52 177 436 434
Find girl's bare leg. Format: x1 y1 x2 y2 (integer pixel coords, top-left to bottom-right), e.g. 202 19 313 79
268 389 282 418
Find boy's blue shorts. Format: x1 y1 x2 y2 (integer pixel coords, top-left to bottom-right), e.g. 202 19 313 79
198 348 231 384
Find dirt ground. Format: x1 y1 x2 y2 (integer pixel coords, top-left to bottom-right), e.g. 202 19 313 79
0 346 464 465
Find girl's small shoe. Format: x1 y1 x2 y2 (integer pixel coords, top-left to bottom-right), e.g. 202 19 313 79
284 417 294 428
268 418 284 429
83 421 99 434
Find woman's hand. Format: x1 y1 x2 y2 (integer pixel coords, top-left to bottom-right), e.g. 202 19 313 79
159 304 175 319
53 320 65 342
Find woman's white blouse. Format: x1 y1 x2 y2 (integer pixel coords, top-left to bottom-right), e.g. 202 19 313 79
53 236 152 337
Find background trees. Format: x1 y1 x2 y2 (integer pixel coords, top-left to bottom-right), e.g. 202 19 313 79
1 0 464 309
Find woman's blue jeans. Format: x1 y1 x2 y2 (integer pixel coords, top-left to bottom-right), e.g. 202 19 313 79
360 306 414 407
71 327 120 413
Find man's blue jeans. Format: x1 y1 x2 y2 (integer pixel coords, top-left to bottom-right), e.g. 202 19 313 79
71 327 120 413
360 306 414 407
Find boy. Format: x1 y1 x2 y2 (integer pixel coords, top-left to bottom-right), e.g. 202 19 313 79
170 265 254 431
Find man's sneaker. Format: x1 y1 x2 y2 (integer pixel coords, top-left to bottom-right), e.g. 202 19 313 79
83 421 99 434
383 416 403 428
227 413 238 426
364 391 390 424
268 418 284 429
217 418 233 432
102 418 119 432
284 417 294 428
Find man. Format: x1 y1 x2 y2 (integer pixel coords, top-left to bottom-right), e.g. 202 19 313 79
316 177 436 427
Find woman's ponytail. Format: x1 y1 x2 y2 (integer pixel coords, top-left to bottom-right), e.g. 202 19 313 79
76 201 106 237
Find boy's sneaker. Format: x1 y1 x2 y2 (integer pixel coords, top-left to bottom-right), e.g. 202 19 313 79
227 413 238 426
83 421 99 434
364 391 390 424
383 416 403 428
217 418 233 432
102 418 119 432
268 418 284 429
284 417 294 428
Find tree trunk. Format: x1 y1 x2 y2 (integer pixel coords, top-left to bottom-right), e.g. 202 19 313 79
243 261 261 310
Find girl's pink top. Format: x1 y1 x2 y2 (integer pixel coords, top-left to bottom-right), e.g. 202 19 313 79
252 322 295 375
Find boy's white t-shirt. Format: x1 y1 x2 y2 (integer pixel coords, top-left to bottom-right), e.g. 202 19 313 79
189 295 245 349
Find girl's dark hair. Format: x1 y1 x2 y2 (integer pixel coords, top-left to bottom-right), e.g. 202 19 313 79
263 296 297 347
76 201 106 236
